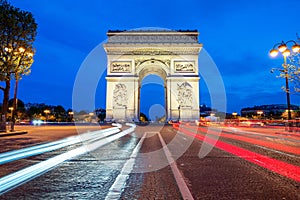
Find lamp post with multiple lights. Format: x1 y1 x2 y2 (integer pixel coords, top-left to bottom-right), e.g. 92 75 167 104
269 39 300 121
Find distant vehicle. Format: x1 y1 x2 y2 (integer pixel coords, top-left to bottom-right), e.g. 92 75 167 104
239 120 264 127
18 120 31 125
168 120 179 124
266 122 285 126
32 120 44 126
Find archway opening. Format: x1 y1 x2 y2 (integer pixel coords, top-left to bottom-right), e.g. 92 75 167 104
139 74 166 122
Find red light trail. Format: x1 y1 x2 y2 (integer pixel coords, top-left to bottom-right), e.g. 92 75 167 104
174 124 300 182
197 126 300 155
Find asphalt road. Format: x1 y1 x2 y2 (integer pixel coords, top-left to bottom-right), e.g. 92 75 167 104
0 124 299 199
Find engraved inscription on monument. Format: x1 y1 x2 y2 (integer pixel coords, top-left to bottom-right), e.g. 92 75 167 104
174 61 195 73
110 61 132 73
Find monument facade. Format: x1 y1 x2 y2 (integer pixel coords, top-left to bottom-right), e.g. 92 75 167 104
104 30 202 121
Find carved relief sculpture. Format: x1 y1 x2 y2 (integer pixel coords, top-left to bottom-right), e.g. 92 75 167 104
177 82 193 107
113 83 128 107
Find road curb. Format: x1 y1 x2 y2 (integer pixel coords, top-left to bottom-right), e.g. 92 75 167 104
0 131 28 137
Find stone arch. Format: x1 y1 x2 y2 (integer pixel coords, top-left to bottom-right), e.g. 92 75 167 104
136 59 169 78
104 30 201 122
137 62 168 120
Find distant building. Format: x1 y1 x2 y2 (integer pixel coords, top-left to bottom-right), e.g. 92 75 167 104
200 104 217 117
241 104 300 119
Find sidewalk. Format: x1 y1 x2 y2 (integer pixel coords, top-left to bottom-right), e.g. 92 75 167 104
0 130 28 137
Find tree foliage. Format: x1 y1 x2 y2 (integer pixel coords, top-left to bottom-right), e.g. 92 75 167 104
273 36 300 94
0 0 37 130
0 0 37 80
287 51 300 93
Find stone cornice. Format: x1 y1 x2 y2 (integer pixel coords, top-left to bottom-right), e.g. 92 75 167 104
103 45 202 55
106 30 200 44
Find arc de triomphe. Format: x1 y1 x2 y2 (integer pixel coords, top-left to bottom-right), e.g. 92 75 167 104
104 30 202 122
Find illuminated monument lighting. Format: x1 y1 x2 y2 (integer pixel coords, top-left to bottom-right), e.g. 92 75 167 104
103 30 202 122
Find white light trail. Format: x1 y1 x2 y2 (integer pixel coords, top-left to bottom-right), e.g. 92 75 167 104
0 123 136 195
0 127 120 165
105 132 146 200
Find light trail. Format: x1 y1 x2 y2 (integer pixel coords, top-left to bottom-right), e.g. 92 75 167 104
174 124 300 183
0 127 120 165
222 127 300 143
254 145 299 158
188 125 300 155
105 132 146 200
0 123 136 195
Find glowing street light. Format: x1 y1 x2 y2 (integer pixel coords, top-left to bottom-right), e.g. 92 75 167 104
257 110 263 115
18 47 25 53
257 110 263 119
10 46 35 132
8 107 14 120
269 39 300 121
89 112 94 123
44 109 50 122
232 112 237 117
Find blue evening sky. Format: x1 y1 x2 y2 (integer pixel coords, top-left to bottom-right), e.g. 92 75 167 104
3 0 300 114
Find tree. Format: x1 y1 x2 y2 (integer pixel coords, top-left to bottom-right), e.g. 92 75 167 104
53 105 66 122
272 35 300 95
139 112 149 122
287 50 300 93
8 98 25 121
95 108 106 123
0 0 37 131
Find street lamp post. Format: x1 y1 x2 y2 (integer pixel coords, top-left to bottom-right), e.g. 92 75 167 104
257 110 263 119
232 112 237 119
178 106 181 122
44 109 50 122
269 39 300 122
89 112 94 123
8 107 14 120
9 47 34 132
68 111 74 122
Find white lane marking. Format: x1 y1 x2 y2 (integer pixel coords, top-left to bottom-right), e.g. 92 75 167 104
254 145 299 158
158 133 194 200
105 132 147 200
0 124 136 195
